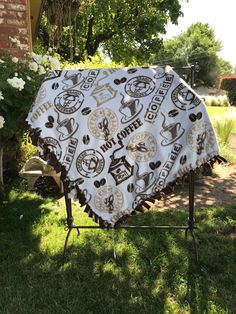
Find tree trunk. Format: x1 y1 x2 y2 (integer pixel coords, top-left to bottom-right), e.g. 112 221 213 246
0 144 5 200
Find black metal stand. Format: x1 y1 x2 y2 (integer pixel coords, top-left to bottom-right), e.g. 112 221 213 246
62 65 199 263
62 170 198 262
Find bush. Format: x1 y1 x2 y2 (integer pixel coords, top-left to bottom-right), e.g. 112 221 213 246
219 76 236 106
212 111 234 143
218 142 236 163
0 38 62 197
204 95 229 107
62 54 123 69
17 132 37 171
211 109 236 163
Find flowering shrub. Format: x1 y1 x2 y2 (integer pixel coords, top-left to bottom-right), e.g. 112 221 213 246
0 38 61 197
0 40 61 142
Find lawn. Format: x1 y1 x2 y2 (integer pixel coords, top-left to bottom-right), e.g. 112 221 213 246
207 106 236 134
0 186 235 314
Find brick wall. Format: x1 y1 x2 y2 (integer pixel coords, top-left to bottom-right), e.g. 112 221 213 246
0 0 32 58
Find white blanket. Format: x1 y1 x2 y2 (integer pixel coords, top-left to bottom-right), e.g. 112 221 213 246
26 66 221 226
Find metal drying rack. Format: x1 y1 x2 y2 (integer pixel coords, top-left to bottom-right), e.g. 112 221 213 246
62 64 200 262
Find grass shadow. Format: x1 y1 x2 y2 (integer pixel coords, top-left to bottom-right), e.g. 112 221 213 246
0 187 235 313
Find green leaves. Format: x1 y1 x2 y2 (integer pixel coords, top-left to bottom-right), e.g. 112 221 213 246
0 52 44 142
150 22 233 86
40 0 183 64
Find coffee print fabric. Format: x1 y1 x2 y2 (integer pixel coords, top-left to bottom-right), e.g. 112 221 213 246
26 66 222 226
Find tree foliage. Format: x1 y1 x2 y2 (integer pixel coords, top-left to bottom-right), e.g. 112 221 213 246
38 0 184 64
149 22 233 86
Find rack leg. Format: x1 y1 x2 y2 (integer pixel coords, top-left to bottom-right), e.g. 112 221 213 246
186 170 199 263
189 228 199 263
63 227 72 260
62 181 75 260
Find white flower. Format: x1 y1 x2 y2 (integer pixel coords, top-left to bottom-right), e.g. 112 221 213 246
48 47 53 53
42 55 49 64
0 116 5 129
12 57 18 63
26 76 32 81
0 91 4 101
14 72 18 77
0 59 5 63
38 65 46 75
7 77 25 91
49 56 60 70
29 61 38 72
32 53 43 65
30 52 36 59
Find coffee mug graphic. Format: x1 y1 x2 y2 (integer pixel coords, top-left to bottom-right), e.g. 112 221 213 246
56 117 78 140
160 113 185 146
119 94 143 123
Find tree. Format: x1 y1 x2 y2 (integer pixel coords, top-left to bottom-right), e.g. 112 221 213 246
149 22 233 86
38 0 184 64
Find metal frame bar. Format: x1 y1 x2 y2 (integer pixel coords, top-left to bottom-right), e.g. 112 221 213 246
62 65 199 263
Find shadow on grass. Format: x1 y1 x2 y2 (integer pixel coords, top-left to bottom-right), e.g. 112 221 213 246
0 191 235 313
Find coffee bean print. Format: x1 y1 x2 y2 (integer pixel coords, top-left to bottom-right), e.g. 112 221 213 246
100 178 106 186
196 112 202 120
48 116 54 123
120 77 127 83
45 115 54 128
94 180 100 188
52 82 59 90
127 183 134 192
180 155 187 165
83 134 90 145
114 79 120 85
189 113 197 122
81 107 91 115
168 109 179 118
127 68 137 74
149 162 156 170
149 161 161 170
45 122 53 128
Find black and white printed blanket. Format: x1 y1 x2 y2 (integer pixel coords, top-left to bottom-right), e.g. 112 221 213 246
26 66 223 226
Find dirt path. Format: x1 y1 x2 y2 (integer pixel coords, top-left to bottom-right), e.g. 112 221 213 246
154 163 236 211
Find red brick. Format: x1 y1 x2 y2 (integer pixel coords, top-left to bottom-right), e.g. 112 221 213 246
18 27 27 35
16 11 26 19
0 10 17 18
0 0 31 56
6 19 26 27
0 26 17 34
0 0 26 3
0 42 11 48
0 32 8 39
6 3 26 11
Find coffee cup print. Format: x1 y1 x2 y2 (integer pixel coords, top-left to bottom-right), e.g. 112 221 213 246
56 117 78 141
135 163 155 193
119 94 143 123
160 113 185 146
62 71 84 90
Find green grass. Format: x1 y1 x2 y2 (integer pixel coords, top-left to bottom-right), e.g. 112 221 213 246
207 106 236 134
0 187 235 314
206 106 235 116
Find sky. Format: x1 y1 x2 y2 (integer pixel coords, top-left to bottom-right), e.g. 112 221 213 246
165 0 236 66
